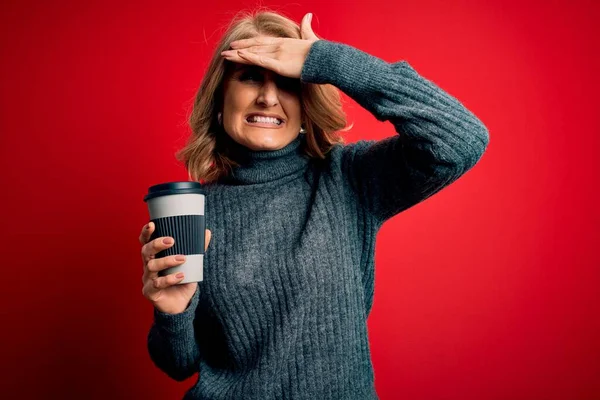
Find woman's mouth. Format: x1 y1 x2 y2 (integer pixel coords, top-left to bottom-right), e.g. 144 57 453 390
245 115 284 128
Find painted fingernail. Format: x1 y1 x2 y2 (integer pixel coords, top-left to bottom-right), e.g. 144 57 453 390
176 273 184 279
175 255 186 261
163 238 173 245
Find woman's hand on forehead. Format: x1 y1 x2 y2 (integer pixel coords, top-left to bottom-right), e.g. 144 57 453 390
220 13 320 79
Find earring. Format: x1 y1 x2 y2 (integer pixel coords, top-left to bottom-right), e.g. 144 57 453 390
300 124 306 133
217 112 223 125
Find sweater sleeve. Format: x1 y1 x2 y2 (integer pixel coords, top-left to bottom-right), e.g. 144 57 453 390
301 40 490 224
147 286 201 381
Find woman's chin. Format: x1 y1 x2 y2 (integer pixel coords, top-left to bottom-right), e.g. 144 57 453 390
249 142 282 151
244 133 294 151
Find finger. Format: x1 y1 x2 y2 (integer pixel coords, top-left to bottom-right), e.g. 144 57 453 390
141 236 175 264
230 36 280 49
223 44 279 55
221 50 278 66
146 254 186 272
205 229 212 252
301 13 319 41
143 272 185 297
152 272 185 290
139 221 154 245
146 254 186 274
221 53 253 66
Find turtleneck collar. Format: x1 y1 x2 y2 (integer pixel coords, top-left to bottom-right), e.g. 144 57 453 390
220 133 310 185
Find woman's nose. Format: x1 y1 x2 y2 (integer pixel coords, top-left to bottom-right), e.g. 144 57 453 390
256 78 279 107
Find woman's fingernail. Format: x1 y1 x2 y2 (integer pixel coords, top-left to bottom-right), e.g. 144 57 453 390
163 238 173 245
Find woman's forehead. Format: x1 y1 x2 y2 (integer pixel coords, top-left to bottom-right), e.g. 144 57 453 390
232 63 266 74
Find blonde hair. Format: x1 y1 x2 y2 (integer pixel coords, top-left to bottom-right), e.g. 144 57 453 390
176 9 350 184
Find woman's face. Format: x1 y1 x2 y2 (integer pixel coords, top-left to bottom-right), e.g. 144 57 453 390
221 37 302 152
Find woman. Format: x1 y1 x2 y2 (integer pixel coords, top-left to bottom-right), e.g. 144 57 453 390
138 10 489 400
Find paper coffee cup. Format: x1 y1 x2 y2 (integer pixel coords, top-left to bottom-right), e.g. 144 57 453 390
143 181 205 284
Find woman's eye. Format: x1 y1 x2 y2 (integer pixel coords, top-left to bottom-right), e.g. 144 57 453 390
240 72 262 82
238 70 299 92
277 77 300 92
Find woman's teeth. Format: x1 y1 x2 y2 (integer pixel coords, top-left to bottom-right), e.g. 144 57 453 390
247 116 282 125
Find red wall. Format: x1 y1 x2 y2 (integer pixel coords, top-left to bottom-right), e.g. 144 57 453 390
2 0 599 398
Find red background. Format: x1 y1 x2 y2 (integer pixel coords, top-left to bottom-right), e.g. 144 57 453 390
1 0 599 399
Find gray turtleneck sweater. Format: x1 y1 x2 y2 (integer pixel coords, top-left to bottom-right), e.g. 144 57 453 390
147 39 489 399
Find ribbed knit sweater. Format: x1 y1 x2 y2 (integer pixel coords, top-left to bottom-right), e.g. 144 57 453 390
147 39 489 399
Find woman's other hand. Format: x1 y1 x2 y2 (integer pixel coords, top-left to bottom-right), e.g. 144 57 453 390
139 222 212 315
220 13 319 79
